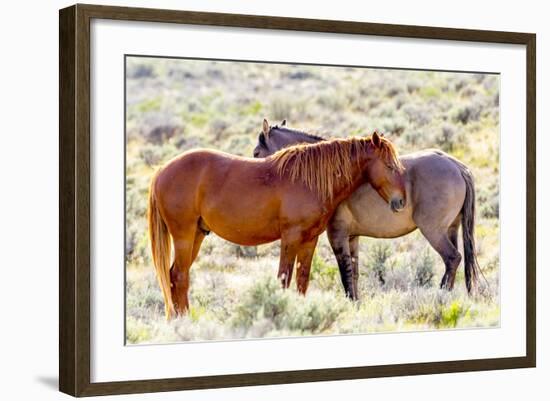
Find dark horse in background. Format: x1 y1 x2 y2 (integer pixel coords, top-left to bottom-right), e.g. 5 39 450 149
254 120 482 300
149 119 406 319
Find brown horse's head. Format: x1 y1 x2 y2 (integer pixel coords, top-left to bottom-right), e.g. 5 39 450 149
365 131 406 212
253 118 324 158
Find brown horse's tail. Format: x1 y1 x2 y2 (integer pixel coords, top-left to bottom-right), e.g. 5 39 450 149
148 170 176 320
453 158 484 293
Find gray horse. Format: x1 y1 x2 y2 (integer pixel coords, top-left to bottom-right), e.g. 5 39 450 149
253 120 482 299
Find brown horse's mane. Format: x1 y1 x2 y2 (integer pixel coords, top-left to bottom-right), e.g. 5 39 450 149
269 133 403 202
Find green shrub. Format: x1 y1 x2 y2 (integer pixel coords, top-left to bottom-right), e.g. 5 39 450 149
386 84 404 98
125 178 150 263
270 98 292 121
126 317 153 343
235 245 258 258
230 276 290 329
402 130 422 146
229 275 347 335
436 123 458 151
453 101 483 124
283 292 347 333
137 97 162 113
316 90 348 112
413 250 435 288
406 80 421 94
402 104 431 126
127 62 155 79
420 86 442 99
477 182 500 219
310 254 339 291
139 146 165 167
441 301 464 328
381 117 407 136
368 243 391 285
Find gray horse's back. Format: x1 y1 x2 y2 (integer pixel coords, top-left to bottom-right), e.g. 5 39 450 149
403 149 466 230
336 149 466 238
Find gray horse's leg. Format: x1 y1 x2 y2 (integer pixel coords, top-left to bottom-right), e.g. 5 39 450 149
349 236 360 299
448 220 459 250
418 226 462 290
327 226 357 300
444 217 461 287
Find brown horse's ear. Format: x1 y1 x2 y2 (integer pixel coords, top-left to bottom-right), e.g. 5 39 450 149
372 131 382 148
263 118 270 137
281 119 286 126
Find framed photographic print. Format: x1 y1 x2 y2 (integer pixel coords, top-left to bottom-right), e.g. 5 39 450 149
59 4 536 397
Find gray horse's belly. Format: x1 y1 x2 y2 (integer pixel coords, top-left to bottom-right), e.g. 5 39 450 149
342 184 417 238
335 150 466 239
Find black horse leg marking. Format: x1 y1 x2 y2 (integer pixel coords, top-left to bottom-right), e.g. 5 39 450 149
349 236 360 300
331 240 356 300
334 248 356 299
328 226 356 300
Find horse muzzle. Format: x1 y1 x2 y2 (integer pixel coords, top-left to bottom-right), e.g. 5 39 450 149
390 197 405 213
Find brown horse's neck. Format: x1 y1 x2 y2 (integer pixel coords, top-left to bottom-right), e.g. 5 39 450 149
326 156 370 209
270 136 375 208
329 142 372 208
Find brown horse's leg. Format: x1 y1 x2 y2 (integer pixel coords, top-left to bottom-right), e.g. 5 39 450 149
169 227 198 316
296 237 319 295
191 228 206 262
419 227 462 291
349 236 360 299
278 239 299 289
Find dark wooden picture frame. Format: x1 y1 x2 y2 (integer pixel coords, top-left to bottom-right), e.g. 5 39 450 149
59 3 536 397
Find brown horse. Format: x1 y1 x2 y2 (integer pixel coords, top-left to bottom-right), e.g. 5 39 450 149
149 119 406 319
253 120 483 299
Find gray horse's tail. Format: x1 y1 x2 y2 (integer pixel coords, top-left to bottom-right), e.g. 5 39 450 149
453 158 483 293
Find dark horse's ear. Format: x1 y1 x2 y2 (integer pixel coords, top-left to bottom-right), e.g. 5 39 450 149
263 118 270 137
281 119 287 127
372 131 382 148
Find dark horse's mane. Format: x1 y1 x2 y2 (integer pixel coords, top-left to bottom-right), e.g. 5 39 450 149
269 134 403 202
272 125 326 141
259 126 325 148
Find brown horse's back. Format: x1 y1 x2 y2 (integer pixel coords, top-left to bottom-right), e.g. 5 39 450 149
153 150 208 218
153 149 320 245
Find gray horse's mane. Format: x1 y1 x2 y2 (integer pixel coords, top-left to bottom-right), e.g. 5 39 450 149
270 125 326 142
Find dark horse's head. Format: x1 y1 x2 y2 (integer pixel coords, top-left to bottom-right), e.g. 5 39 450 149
253 118 406 213
253 118 325 158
